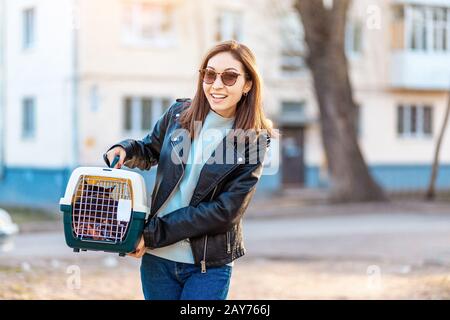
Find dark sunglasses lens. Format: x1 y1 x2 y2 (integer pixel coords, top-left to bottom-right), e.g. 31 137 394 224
222 72 239 86
203 70 216 84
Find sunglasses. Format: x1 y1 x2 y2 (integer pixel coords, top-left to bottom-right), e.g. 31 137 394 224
199 68 247 86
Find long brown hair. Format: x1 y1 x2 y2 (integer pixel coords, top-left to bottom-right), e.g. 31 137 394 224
179 40 276 140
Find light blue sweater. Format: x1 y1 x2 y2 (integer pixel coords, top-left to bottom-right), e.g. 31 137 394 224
147 109 235 265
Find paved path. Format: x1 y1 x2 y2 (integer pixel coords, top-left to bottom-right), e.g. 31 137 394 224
243 212 450 266
2 211 450 267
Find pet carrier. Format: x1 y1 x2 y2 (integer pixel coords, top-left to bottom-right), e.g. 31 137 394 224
59 156 150 257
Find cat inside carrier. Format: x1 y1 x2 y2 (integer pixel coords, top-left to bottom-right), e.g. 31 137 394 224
59 158 150 256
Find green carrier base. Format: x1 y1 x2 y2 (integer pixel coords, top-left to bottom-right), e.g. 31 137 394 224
60 204 146 257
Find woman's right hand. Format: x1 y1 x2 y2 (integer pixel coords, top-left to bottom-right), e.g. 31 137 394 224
105 146 127 169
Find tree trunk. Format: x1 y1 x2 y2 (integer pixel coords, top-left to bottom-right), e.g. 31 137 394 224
295 0 387 202
426 89 450 200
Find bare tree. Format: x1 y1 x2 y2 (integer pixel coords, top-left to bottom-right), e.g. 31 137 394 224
295 0 387 202
426 88 450 200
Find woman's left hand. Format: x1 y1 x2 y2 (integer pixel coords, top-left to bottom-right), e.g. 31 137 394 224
128 235 146 258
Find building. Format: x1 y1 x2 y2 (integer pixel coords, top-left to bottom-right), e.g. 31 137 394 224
0 0 449 208
342 0 450 192
0 0 76 207
268 0 450 192
0 0 5 180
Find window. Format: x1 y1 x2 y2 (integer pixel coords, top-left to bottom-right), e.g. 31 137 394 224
282 101 305 115
23 8 35 49
280 11 304 73
122 2 176 47
423 106 433 134
123 97 171 133
354 103 361 137
124 98 133 131
405 5 450 52
141 98 152 131
433 8 448 51
280 101 307 126
346 20 363 56
22 98 36 138
90 85 99 112
409 6 427 51
216 11 243 42
397 104 433 137
391 6 405 50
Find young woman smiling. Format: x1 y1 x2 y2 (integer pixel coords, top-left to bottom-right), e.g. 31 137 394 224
105 40 275 300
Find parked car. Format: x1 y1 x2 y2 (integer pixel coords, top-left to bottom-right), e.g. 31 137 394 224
0 208 19 237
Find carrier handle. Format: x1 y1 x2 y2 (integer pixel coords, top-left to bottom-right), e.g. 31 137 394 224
110 155 120 168
103 154 121 168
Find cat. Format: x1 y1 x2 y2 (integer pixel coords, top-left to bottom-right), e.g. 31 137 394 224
72 180 127 242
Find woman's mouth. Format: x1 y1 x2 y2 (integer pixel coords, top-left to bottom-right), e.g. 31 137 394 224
210 93 228 103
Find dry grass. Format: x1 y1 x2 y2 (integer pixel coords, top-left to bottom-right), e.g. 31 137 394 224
1 257 450 300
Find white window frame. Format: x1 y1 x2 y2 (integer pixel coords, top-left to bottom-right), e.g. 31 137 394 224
217 10 243 42
405 5 450 52
123 97 171 136
22 7 35 50
447 8 450 52
121 2 177 48
426 7 434 51
433 7 447 51
90 85 99 112
22 97 36 139
410 6 427 51
280 11 305 75
345 19 363 58
398 104 433 138
405 5 411 50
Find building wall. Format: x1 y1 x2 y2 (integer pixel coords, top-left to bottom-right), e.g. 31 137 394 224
0 0 6 178
358 90 449 164
300 0 450 190
4 0 74 168
76 0 212 165
352 0 450 167
2 0 450 208
0 0 74 207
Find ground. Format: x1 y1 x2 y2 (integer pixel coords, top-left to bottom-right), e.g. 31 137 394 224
1 257 450 300
1 196 450 300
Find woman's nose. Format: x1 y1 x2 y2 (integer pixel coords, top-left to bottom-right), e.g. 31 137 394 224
212 74 224 89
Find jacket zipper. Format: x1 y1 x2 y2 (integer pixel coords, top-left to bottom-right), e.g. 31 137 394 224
201 185 218 273
226 231 231 254
201 235 208 273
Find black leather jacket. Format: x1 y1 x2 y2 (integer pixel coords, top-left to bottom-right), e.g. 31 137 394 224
109 99 269 272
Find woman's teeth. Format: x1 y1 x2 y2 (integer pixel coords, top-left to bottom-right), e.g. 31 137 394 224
211 94 227 99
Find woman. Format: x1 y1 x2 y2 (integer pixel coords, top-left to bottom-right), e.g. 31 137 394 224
105 40 275 300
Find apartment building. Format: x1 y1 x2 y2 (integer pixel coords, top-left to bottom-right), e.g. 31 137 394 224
0 0 449 207
0 0 5 180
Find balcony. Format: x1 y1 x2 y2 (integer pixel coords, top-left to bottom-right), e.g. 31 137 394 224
390 3 450 90
390 51 450 90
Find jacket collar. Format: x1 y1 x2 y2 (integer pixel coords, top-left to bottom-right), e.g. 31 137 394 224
153 121 246 212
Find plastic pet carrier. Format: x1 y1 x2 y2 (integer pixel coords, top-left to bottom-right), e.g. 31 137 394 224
59 157 150 256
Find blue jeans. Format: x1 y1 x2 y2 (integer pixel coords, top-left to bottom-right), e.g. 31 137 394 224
140 253 233 300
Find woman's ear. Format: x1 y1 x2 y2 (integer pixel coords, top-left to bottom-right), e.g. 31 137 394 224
244 80 253 94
